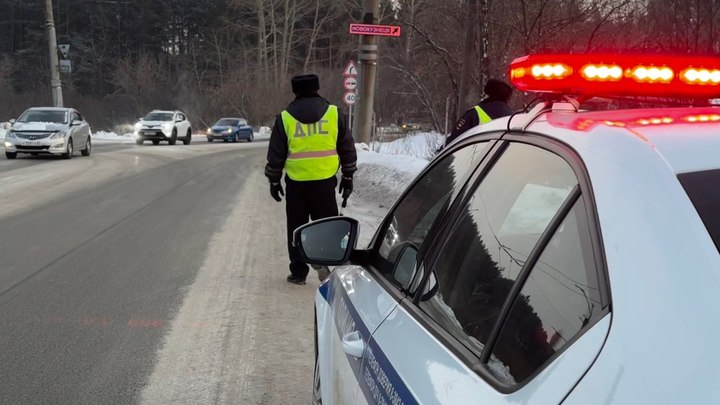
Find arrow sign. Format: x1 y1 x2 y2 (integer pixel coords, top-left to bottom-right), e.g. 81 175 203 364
343 60 358 76
343 76 357 91
349 23 402 37
343 91 357 105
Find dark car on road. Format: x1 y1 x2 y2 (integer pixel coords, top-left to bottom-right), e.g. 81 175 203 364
206 118 253 143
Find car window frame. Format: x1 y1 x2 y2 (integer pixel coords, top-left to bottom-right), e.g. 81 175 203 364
395 133 611 394
361 133 506 303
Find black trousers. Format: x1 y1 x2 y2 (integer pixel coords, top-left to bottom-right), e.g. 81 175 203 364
285 176 339 279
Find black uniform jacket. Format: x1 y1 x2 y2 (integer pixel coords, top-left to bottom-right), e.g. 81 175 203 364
446 100 513 145
265 94 357 183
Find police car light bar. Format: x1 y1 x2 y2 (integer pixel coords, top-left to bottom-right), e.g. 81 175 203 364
510 54 720 98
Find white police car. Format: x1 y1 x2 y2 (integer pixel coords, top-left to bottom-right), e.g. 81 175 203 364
295 54 720 404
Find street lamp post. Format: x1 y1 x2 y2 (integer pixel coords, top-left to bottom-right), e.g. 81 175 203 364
352 0 379 144
45 0 63 107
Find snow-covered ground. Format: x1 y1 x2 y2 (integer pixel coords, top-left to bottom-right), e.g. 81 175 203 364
370 131 445 161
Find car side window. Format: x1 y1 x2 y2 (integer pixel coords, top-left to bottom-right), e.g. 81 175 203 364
418 143 578 359
488 197 601 385
375 141 491 289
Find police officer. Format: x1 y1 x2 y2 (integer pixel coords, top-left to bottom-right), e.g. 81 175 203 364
265 74 357 285
445 79 513 145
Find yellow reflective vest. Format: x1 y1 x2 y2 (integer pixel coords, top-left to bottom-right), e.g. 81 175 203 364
474 105 492 124
281 105 340 181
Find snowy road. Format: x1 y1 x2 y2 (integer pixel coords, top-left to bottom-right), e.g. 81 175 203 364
0 140 317 404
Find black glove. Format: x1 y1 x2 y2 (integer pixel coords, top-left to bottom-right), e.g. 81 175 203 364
339 176 353 200
270 182 284 202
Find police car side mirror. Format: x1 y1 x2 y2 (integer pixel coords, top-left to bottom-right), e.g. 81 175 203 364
293 217 359 266
9 119 16 124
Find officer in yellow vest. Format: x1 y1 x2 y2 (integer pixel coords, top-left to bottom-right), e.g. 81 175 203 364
265 74 357 285
445 79 513 146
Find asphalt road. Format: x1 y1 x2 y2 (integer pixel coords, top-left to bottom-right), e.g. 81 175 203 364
0 140 317 404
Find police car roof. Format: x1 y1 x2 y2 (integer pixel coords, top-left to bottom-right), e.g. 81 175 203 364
466 106 720 174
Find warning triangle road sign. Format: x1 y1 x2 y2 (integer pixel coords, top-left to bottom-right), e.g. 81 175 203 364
58 44 70 58
343 60 358 77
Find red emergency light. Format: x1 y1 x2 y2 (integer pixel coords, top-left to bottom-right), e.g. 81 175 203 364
510 54 720 98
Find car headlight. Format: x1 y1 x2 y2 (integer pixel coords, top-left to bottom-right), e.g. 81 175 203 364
4 141 14 147
207 128 212 134
50 131 66 139
226 128 233 134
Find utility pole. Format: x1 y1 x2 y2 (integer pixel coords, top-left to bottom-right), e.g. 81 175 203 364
45 0 63 107
353 0 379 144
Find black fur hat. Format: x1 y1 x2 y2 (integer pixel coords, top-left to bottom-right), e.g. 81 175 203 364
291 74 320 95
484 79 513 102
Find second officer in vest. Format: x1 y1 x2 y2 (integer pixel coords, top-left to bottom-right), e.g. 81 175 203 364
445 79 513 146
265 74 358 285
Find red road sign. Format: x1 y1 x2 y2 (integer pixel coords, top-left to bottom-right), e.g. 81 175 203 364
344 60 358 76
349 23 402 37
343 76 358 91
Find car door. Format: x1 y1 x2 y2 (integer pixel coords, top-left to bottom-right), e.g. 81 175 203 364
317 139 495 405
75 111 90 148
239 119 250 136
350 140 499 405
69 111 81 146
179 113 190 136
360 139 611 404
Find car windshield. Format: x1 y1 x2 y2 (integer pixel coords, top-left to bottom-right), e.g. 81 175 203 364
216 119 239 126
144 112 174 121
18 110 67 124
679 169 720 253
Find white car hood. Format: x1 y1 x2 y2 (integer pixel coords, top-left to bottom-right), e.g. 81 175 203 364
140 121 172 127
12 122 67 132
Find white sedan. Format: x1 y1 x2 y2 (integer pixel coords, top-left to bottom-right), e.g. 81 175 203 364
4 107 92 159
296 54 720 404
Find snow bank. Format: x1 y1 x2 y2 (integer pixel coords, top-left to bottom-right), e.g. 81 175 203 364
92 131 136 143
255 126 271 140
0 122 9 140
369 131 445 161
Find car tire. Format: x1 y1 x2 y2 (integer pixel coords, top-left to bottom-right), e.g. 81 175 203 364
183 129 192 145
247 133 254 143
81 137 91 156
233 134 238 143
152 140 160 145
62 138 73 160
208 138 213 143
5 152 17 160
168 129 177 145
136 139 144 145
223 138 229 143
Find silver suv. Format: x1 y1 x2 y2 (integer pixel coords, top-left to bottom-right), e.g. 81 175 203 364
134 110 192 145
4 107 92 160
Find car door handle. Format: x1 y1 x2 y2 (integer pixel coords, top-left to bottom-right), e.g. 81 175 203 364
341 331 365 358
